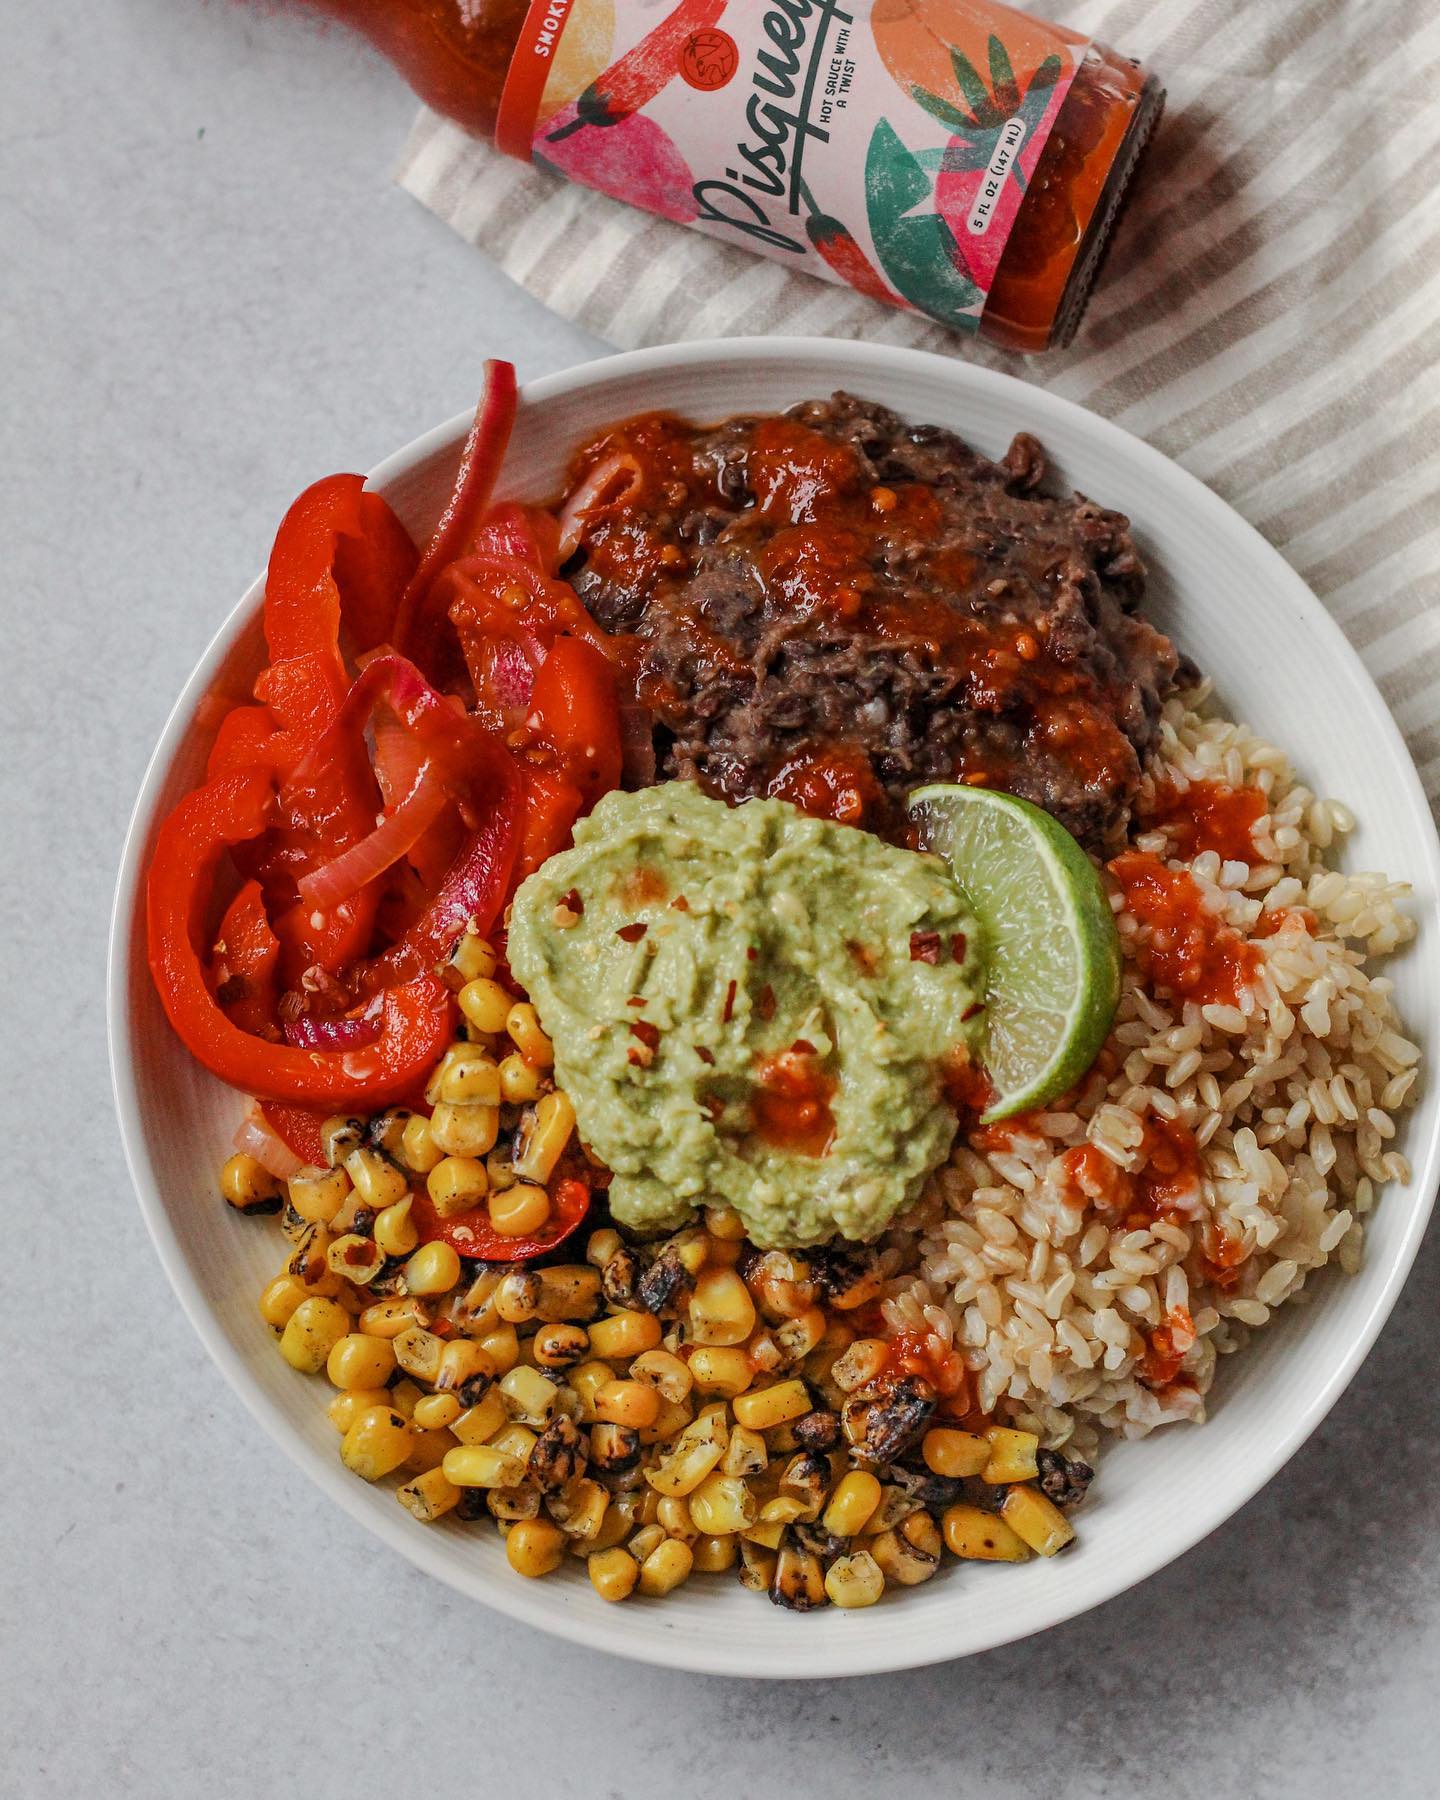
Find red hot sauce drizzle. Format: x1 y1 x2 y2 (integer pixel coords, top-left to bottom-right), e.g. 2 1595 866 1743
750 1041 836 1159
1141 778 1266 864
1107 852 1261 1007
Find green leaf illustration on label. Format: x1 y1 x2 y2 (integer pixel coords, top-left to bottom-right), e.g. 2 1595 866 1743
864 118 983 328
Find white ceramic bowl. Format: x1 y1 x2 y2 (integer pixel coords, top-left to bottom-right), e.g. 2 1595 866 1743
109 338 1440 1677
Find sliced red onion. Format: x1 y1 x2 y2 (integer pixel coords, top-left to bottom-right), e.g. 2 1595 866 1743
232 1109 305 1180
556 453 644 562
297 764 449 912
283 1001 385 1051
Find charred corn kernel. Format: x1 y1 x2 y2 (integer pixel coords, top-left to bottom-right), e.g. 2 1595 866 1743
942 1502 1032 1561
588 1310 662 1360
318 1115 366 1167
434 1339 496 1394
513 1090 575 1184
287 1164 351 1226
396 1110 444 1175
426 1155 488 1217
687 1473 757 1536
704 1203 747 1241
438 1049 502 1109
367 1108 411 1156
397 1465 460 1522
413 1391 462 1431
825 1550 885 1608
653 1496 697 1542
628 1522 668 1564
692 1533 738 1573
449 930 497 982
629 1349 693 1404
451 1388 508 1444
431 1101 500 1159
342 1146 409 1211
393 1326 445 1384
487 1182 550 1237
739 1540 778 1590
758 1496 809 1527
325 1332 397 1391
551 1476 609 1540
494 1270 542 1323
278 1297 349 1373
982 1426 1041 1486
499 1365 560 1426
667 1227 710 1276
571 1360 618 1422
458 977 512 1036
488 1424 538 1468
576 1499 633 1554
506 1516 566 1577
422 1044 466 1107
705 1234 743 1267
923 1428 991 1479
327 1386 391 1433
720 1424 767 1478
404 1426 457 1475
595 1380 660 1430
534 1265 602 1322
1000 1483 1076 1556
325 1233 385 1284
639 1396 695 1447
358 1295 431 1338
611 1487 661 1533
505 1002 553 1067
220 1152 281 1214
645 1413 727 1497
404 1240 462 1296
586 1227 623 1268
477 1322 519 1374
732 1379 811 1431
588 1547 639 1603
824 1470 883 1537
534 1324 590 1368
747 1330 785 1377
457 1268 503 1330
686 1345 753 1398
638 1537 693 1597
831 1338 889 1392
498 1052 543 1104
740 1516 787 1551
773 1543 828 1610
687 1267 757 1346
388 1379 424 1420
774 1306 827 1362
373 1196 420 1259
258 1274 308 1328
340 1406 413 1480
872 1512 944 1586
442 1443 527 1488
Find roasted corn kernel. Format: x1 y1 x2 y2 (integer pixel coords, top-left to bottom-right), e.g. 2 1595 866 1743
506 1517 566 1577
499 1052 543 1104
588 1547 639 1603
426 1154 488 1216
588 1309 663 1360
343 1146 410 1211
981 1426 1041 1486
404 1240 462 1296
398 1111 445 1175
373 1196 420 1259
287 1164 351 1226
279 1296 349 1373
220 1153 281 1215
1000 1483 1076 1556
505 1002 553 1067
923 1428 991 1479
397 1466 460 1522
430 1101 500 1159
513 1090 575 1184
941 1503 1032 1561
687 1267 757 1346
325 1332 397 1391
825 1550 885 1608
458 976 512 1035
638 1537 693 1597
732 1379 811 1431
340 1406 413 1480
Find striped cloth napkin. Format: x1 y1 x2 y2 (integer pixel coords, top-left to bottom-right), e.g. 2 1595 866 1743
396 0 1440 806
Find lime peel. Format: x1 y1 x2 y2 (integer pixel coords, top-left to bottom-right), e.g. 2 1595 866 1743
908 784 1122 1123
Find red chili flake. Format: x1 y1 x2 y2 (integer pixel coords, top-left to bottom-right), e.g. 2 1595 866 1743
792 1039 816 1056
722 979 737 1023
910 931 942 964
962 1001 985 1020
626 996 647 1009
561 888 584 916
629 1020 660 1050
951 932 967 962
670 896 690 912
616 922 648 943
696 1046 716 1065
757 983 776 1021
746 946 758 961
702 1096 725 1121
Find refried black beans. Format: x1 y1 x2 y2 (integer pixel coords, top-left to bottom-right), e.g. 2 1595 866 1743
562 393 1183 850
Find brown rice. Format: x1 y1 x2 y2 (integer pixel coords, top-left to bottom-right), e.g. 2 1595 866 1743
881 684 1421 1461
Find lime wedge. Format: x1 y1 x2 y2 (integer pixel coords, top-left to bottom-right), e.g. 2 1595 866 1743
908 784 1121 1123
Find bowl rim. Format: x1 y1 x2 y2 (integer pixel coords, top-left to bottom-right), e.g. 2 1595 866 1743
108 335 1440 1676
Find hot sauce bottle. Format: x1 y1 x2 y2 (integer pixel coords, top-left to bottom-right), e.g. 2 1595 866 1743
308 0 1162 353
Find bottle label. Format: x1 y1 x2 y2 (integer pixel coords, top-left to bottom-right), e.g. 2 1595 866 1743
495 0 1087 332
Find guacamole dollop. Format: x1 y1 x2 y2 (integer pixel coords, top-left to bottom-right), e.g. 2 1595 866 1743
506 783 985 1247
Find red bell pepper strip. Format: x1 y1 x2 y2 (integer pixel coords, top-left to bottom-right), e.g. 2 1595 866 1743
512 768 585 890
259 1100 330 1168
210 881 282 1039
526 635 623 807
547 0 727 138
409 1177 591 1262
393 361 519 681
147 772 453 1104
207 704 283 782
332 490 419 654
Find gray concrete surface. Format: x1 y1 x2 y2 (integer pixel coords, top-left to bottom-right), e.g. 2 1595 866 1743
2 2 1436 1795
